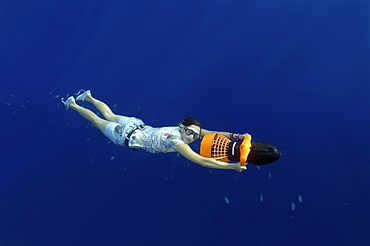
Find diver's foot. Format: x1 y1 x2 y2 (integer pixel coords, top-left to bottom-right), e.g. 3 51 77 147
61 96 76 108
75 89 92 101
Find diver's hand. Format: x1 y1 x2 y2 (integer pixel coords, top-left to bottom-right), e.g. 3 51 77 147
232 162 247 172
239 133 251 140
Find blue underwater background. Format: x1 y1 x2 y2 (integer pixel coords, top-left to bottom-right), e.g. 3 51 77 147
0 0 369 245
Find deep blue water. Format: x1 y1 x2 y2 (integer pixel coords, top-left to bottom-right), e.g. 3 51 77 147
1 0 369 245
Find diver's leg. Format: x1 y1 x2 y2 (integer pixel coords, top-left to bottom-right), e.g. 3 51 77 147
69 101 110 134
84 95 123 123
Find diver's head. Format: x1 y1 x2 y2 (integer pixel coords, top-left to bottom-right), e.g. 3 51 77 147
247 141 281 165
179 117 202 144
180 117 202 129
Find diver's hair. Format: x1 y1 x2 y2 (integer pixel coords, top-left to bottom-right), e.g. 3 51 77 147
180 117 202 129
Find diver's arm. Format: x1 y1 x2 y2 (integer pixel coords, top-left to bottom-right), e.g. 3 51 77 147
201 129 232 138
173 143 246 172
201 129 250 140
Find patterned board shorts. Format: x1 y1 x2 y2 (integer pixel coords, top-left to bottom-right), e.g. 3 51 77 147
104 116 144 146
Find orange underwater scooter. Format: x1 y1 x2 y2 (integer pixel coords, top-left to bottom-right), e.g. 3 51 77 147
200 133 280 166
